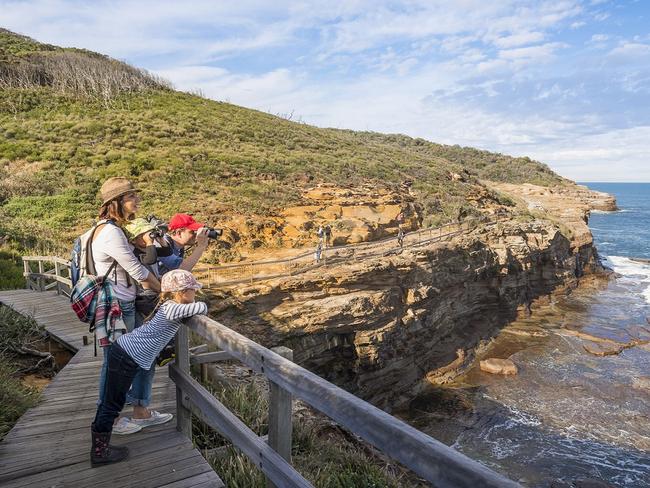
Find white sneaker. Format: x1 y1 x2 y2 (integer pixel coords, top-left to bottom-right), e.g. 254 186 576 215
113 417 143 435
130 410 173 428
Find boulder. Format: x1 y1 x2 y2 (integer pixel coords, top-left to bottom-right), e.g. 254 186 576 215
479 358 518 375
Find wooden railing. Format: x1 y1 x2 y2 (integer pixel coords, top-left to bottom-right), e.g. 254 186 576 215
196 214 505 288
172 315 521 488
22 255 72 297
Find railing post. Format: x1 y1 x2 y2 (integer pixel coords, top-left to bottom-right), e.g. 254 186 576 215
267 346 294 488
175 325 192 439
54 261 61 295
37 260 44 291
23 258 30 290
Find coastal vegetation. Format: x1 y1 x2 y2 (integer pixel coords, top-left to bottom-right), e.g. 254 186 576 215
0 28 568 259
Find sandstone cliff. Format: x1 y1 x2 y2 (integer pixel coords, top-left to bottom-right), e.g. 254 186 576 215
207 184 615 410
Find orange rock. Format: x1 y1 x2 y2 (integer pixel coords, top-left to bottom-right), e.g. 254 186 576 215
480 358 518 375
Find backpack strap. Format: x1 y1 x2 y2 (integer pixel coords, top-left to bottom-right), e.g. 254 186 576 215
85 219 111 277
103 260 118 281
88 219 134 288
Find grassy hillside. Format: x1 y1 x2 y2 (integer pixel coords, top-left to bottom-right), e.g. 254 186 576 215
0 29 569 256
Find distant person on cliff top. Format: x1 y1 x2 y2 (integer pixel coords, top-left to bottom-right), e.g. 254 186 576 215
314 241 323 264
324 224 332 247
157 213 210 276
397 226 405 248
317 225 324 243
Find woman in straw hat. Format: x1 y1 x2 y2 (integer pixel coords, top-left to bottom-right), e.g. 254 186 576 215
92 177 169 435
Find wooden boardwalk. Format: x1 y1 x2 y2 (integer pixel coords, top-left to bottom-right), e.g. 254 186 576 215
0 289 224 488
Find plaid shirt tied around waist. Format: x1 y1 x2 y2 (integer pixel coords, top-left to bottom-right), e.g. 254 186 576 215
70 274 127 346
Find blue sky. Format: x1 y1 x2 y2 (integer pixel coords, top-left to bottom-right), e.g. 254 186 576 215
2 0 649 182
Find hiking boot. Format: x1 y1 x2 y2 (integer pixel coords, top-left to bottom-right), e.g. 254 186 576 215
90 429 129 467
130 410 173 429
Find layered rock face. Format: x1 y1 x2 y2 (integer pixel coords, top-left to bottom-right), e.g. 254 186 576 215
206 184 420 257
281 185 421 246
209 184 612 410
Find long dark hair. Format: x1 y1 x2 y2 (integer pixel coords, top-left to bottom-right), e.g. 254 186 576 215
98 194 135 226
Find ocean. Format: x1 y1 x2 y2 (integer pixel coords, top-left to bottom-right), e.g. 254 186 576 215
405 182 650 487
588 182 650 305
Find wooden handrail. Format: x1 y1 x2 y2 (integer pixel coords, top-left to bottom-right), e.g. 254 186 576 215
169 365 313 488
176 314 521 488
22 256 72 296
22 255 71 266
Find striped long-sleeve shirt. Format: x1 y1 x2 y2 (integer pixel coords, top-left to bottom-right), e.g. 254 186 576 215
117 301 208 370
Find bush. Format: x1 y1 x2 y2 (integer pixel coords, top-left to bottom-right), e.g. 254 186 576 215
0 250 24 290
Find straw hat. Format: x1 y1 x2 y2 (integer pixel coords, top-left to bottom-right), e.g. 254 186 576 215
99 177 137 205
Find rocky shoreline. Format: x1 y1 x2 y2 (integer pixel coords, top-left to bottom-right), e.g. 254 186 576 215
207 183 617 411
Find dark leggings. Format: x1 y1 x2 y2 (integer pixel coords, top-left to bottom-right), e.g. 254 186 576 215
92 342 139 433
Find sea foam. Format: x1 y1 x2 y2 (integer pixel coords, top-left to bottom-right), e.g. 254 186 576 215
602 255 650 304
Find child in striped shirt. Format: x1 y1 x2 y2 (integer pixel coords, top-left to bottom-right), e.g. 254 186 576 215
90 269 207 467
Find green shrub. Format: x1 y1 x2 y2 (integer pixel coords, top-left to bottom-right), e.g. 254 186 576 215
0 250 24 290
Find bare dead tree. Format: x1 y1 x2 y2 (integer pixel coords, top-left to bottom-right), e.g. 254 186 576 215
0 51 172 103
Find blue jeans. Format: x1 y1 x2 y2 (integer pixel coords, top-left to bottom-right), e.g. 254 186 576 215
93 342 139 433
126 310 156 406
97 299 154 407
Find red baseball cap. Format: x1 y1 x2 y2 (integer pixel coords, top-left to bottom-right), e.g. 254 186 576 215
168 213 204 231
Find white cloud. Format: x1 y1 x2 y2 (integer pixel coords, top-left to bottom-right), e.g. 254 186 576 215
532 126 650 182
154 66 304 109
534 83 576 100
492 31 545 48
609 42 650 58
498 42 568 61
